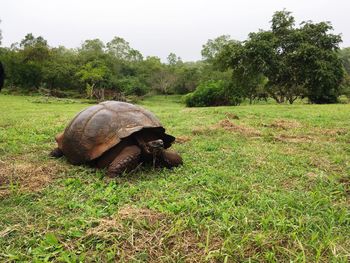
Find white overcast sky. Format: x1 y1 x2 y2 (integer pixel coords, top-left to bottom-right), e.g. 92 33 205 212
1 0 349 61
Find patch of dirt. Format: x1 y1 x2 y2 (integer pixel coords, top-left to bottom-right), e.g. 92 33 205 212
83 205 223 262
218 120 261 137
315 128 348 136
274 134 313 143
224 112 239 120
279 146 300 156
309 156 331 170
192 126 217 136
268 119 301 130
175 136 192 144
309 156 343 173
0 156 66 197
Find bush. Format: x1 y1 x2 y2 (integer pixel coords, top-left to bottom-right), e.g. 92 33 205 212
118 77 149 96
184 80 242 107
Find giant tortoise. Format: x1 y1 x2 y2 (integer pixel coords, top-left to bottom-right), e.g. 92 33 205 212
50 101 182 177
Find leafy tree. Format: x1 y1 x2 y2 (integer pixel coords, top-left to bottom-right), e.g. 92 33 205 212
339 48 350 99
76 61 110 98
107 36 142 62
296 21 344 103
0 60 4 91
117 76 148 96
218 10 344 104
167 53 182 66
11 34 51 88
42 46 79 90
0 19 2 44
152 68 177 94
201 35 237 65
172 64 200 94
339 47 350 75
0 19 4 90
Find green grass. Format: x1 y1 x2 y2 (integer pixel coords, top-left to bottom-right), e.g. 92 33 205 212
0 94 349 262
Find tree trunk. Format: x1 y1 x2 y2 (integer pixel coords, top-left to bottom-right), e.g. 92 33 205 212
101 88 105 101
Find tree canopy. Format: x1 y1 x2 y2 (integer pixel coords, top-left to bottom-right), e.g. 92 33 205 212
215 10 344 104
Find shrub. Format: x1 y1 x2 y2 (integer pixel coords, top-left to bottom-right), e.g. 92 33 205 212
118 77 149 96
184 80 242 107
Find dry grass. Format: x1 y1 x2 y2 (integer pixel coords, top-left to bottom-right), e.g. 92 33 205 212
191 126 218 136
274 134 313 143
224 112 240 120
218 119 261 137
268 119 302 130
175 136 192 144
315 128 348 136
83 205 222 262
306 172 319 179
0 156 66 197
309 156 344 173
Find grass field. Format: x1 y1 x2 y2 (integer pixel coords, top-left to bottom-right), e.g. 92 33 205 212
0 94 349 262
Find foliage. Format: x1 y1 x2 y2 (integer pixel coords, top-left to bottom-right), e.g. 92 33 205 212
201 35 237 66
117 76 149 96
185 80 242 107
339 47 350 75
0 12 348 102
0 19 2 45
0 33 204 97
216 10 344 104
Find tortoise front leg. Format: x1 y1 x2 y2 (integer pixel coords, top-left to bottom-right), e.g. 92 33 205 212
159 149 183 168
107 145 141 177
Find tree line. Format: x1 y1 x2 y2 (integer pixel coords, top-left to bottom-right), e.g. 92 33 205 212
0 11 350 104
0 33 205 98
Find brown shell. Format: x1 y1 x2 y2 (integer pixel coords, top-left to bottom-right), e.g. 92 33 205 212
60 101 173 164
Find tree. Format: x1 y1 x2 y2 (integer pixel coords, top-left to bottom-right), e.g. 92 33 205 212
297 21 344 103
0 61 4 90
11 34 51 89
0 19 2 45
42 46 79 90
339 48 350 99
217 10 344 104
172 64 200 94
106 36 142 62
76 61 110 98
0 19 4 90
201 35 237 65
167 52 182 66
339 47 350 75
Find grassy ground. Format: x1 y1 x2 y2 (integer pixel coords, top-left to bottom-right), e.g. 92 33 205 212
0 94 349 262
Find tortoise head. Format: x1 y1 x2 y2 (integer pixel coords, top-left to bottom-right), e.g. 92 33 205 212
55 132 64 149
144 139 164 155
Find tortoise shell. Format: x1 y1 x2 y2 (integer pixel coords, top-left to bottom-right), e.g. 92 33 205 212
58 101 174 164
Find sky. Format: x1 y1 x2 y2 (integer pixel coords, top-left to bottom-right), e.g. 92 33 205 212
1 0 349 61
